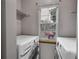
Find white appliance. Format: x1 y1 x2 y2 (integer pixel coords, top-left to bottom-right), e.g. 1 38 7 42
16 35 39 59
56 37 77 59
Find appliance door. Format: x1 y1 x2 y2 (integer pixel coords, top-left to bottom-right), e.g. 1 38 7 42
30 46 39 59
19 42 37 59
56 42 66 59
56 47 62 59
20 48 32 59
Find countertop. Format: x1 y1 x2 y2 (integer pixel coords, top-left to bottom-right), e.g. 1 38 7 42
16 35 39 46
57 37 77 54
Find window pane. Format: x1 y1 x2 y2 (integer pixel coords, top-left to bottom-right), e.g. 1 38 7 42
40 7 57 39
41 15 49 21
41 8 49 16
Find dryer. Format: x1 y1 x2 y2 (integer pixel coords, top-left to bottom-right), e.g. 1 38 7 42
16 35 39 59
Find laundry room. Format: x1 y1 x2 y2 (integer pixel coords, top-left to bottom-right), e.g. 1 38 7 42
1 0 77 59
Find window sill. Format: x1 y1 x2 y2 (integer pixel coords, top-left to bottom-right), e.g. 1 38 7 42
39 39 56 44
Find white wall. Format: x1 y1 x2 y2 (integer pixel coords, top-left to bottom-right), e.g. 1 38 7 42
6 0 17 58
21 0 77 37
17 0 22 11
16 0 22 35
38 0 77 37
2 0 17 59
16 20 22 35
21 0 59 35
58 0 77 37
21 0 39 35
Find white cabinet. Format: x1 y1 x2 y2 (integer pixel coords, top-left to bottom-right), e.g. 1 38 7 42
58 0 77 37
40 43 56 59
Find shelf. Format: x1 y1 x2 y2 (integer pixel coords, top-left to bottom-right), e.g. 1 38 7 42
16 9 28 19
39 39 56 44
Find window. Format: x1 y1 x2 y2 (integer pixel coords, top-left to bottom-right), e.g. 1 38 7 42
40 7 57 39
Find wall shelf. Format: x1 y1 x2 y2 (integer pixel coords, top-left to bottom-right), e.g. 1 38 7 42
16 9 27 19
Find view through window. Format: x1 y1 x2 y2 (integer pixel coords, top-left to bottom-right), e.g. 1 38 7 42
40 7 57 39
